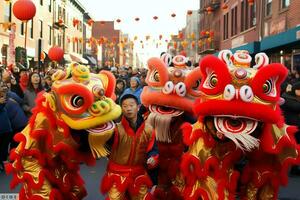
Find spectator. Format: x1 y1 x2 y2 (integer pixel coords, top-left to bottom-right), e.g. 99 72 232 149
0 81 12 171
115 79 126 103
2 70 24 98
281 81 300 175
23 72 44 117
139 72 148 88
5 91 28 149
121 77 143 104
44 75 52 92
19 69 29 92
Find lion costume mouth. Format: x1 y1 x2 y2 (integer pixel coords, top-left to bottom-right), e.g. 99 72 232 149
87 121 115 134
149 105 183 116
213 116 258 136
205 116 261 152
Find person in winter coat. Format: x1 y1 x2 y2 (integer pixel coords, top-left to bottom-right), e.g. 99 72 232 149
121 77 143 104
5 91 28 149
115 79 126 104
0 81 12 171
23 72 44 117
281 81 300 175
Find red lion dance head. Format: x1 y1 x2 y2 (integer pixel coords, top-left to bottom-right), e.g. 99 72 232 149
141 54 201 142
6 63 121 200
182 50 300 200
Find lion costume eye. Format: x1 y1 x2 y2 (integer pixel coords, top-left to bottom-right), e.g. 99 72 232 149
192 80 201 90
209 74 218 88
263 79 273 94
71 95 84 108
151 70 160 82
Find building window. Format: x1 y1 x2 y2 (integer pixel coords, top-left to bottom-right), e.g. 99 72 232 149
20 22 24 35
48 0 52 12
265 0 272 16
39 20 43 38
281 0 290 9
40 0 43 6
241 0 256 32
4 2 12 23
30 20 34 39
250 3 256 27
231 6 237 36
48 25 52 45
223 13 229 40
58 34 61 47
73 40 75 52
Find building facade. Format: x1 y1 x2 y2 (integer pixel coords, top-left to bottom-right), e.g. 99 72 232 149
0 0 94 69
198 0 300 70
92 21 121 67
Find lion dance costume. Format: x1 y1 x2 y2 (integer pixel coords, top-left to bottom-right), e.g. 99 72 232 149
141 54 202 199
181 50 300 200
6 63 121 200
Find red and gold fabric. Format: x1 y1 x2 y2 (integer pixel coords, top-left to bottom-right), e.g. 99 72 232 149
141 54 201 199
6 63 122 200
101 116 155 200
181 50 300 200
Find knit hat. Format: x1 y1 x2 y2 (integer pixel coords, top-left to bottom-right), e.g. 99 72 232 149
130 76 141 85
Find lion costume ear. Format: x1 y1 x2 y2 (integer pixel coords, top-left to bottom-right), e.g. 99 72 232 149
99 70 116 100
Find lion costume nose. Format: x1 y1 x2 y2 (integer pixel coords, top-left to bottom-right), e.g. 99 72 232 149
89 99 113 116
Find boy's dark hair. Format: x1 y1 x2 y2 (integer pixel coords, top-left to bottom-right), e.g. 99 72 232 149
119 94 138 105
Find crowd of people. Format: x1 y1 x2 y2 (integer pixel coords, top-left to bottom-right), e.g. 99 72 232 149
0 60 300 178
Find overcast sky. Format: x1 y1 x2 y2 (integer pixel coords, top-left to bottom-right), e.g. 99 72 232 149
79 0 199 39
78 0 199 65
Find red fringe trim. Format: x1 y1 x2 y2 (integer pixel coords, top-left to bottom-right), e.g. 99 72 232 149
101 173 129 194
130 175 152 195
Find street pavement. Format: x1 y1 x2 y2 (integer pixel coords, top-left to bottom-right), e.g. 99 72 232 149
1 159 300 200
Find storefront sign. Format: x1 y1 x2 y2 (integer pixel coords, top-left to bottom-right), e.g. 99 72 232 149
8 24 16 66
231 36 244 48
292 53 300 72
296 30 300 40
270 18 286 35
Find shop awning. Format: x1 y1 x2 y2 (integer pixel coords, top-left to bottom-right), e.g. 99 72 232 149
64 53 89 64
214 41 260 56
260 26 300 51
84 55 97 65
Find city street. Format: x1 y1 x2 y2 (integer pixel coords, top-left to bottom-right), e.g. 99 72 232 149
1 159 300 200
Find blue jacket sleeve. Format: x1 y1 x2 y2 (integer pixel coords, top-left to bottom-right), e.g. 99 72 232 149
147 140 159 158
8 91 23 105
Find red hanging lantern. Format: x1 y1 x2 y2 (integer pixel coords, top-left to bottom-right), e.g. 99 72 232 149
13 0 36 21
178 32 184 39
48 46 64 62
135 17 140 21
58 18 64 26
248 0 254 5
187 10 193 15
209 31 214 37
73 18 79 27
222 4 228 10
191 41 196 48
87 19 94 26
173 42 177 49
206 6 213 14
200 31 206 37
171 13 176 18
116 19 121 23
153 16 158 20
